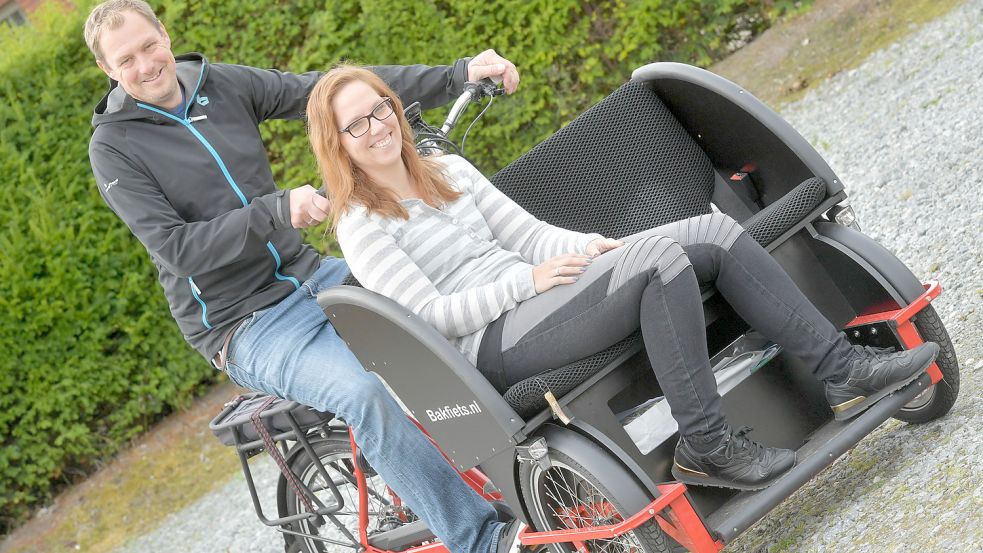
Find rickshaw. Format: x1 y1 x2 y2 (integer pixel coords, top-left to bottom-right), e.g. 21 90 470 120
209 62 959 552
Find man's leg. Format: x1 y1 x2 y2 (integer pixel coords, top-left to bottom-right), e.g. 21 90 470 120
225 259 501 553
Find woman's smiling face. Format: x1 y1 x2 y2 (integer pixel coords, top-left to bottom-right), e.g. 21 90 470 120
332 80 404 174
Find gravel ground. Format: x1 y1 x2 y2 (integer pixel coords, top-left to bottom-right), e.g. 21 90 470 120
729 1 983 551
117 2 983 552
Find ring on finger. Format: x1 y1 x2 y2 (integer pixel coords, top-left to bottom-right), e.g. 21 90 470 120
554 267 560 277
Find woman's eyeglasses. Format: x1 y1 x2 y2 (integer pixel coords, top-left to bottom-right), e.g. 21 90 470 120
339 97 395 138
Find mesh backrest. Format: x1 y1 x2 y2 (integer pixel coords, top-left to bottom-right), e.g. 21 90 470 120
340 273 362 287
490 81 714 238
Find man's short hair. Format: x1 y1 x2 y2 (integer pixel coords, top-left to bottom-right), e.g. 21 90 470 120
84 0 161 63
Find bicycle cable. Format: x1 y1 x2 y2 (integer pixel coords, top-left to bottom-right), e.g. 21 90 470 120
460 94 495 155
416 132 463 156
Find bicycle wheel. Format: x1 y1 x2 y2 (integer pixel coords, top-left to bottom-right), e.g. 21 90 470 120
519 446 672 553
893 305 960 424
278 436 418 553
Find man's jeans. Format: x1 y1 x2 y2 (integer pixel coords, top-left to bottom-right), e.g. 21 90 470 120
224 257 501 553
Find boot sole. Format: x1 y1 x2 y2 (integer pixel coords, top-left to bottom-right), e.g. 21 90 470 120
831 346 937 422
670 456 796 491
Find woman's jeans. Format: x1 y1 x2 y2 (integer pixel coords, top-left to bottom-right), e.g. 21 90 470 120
224 258 500 553
478 213 855 437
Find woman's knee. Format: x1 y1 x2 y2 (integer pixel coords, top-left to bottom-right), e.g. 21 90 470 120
679 213 744 250
609 236 690 291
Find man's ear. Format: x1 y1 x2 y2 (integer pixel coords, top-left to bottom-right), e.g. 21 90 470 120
97 59 115 80
159 22 172 49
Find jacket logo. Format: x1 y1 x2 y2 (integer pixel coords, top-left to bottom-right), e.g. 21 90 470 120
196 95 209 106
103 178 118 192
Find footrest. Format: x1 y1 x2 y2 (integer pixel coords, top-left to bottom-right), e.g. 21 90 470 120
706 369 936 542
367 520 436 552
209 393 334 447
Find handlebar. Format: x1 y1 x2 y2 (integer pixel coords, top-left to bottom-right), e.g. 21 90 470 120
440 79 503 134
406 79 503 158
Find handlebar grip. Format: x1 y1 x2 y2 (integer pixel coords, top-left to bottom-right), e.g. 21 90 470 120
317 185 327 198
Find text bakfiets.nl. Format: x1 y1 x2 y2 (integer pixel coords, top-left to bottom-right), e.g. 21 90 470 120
426 400 482 422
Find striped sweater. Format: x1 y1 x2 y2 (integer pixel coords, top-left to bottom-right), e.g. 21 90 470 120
336 154 602 364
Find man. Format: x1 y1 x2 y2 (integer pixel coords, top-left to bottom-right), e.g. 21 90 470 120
85 1 526 551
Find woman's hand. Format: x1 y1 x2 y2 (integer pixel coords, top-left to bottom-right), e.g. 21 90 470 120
533 254 591 293
585 237 624 257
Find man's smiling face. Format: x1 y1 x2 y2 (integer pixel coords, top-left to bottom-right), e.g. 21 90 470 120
97 10 181 109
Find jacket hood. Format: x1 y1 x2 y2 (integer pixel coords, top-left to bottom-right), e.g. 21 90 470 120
92 52 210 128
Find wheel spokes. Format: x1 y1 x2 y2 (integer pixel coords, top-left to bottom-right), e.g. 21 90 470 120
537 465 644 552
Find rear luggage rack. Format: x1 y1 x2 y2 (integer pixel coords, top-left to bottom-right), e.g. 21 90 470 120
208 393 349 530
210 392 335 448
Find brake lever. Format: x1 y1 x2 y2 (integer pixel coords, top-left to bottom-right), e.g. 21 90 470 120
466 80 505 101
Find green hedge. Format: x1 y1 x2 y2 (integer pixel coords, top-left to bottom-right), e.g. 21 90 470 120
0 0 807 531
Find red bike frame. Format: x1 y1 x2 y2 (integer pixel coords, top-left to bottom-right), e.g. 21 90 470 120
844 281 944 384
346 426 722 553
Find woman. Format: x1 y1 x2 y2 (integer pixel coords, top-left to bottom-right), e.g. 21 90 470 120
307 66 938 491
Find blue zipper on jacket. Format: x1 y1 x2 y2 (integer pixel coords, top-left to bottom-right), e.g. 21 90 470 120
137 91 301 330
187 276 212 329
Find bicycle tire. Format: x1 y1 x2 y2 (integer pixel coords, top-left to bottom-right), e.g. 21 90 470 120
519 447 673 553
278 436 415 553
893 305 959 424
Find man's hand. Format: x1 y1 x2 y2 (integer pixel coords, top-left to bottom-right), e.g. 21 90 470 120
585 237 624 257
289 185 331 228
467 49 520 95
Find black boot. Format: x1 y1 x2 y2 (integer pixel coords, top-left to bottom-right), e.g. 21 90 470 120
671 425 796 491
826 341 939 421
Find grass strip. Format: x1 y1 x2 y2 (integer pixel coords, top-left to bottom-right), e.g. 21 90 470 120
0 381 245 553
711 0 968 108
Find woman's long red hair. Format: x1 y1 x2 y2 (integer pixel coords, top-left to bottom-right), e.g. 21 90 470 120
307 65 460 227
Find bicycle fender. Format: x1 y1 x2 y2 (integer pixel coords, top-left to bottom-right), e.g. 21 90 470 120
534 423 657 514
812 222 925 305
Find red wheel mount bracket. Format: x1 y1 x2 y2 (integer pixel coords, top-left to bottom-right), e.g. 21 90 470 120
845 280 943 384
519 483 723 553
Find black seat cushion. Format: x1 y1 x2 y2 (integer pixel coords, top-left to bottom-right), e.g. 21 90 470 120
340 272 362 287
503 332 643 418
